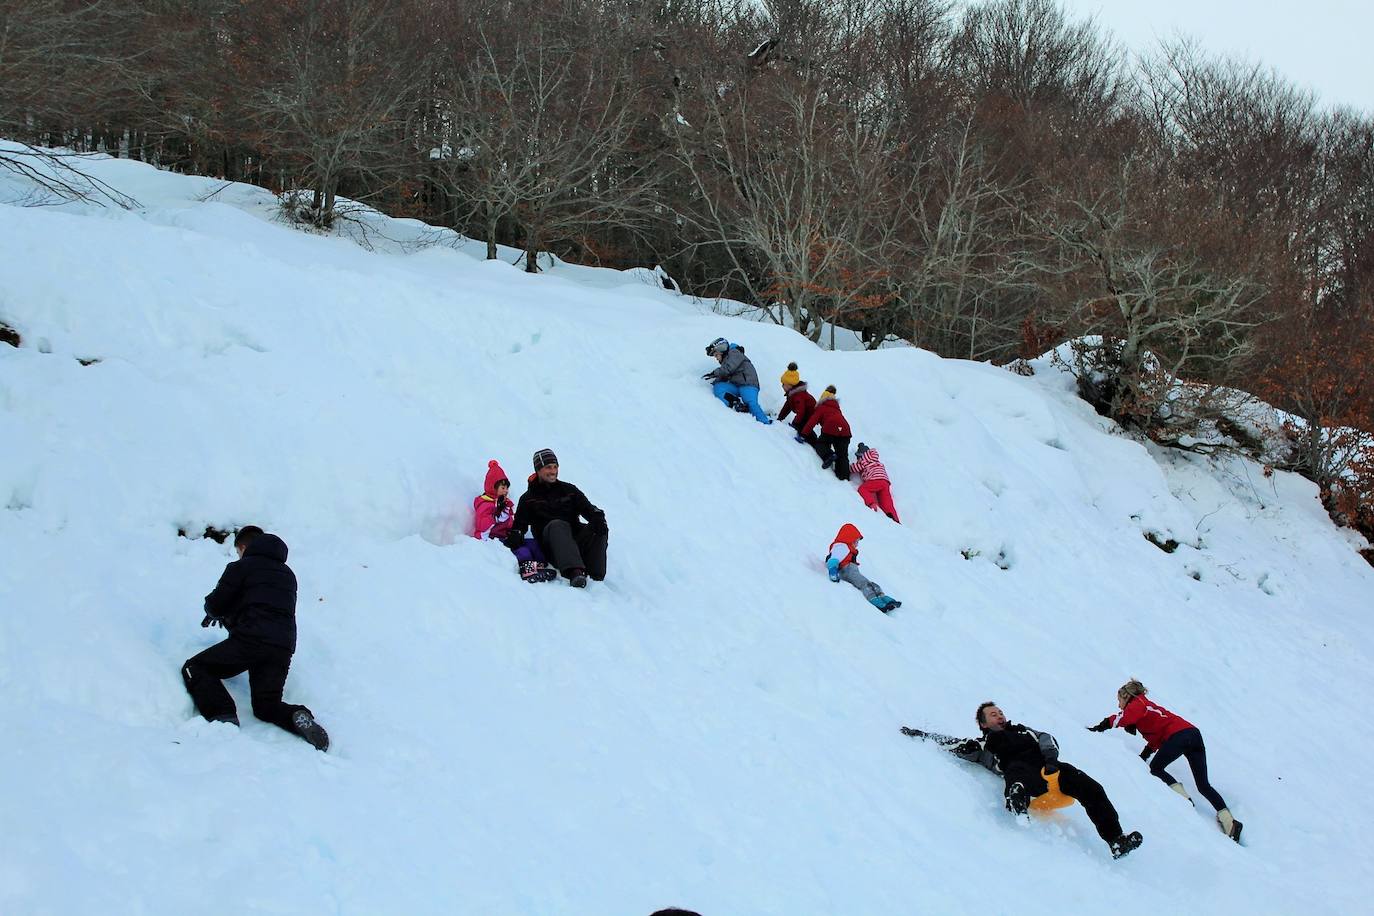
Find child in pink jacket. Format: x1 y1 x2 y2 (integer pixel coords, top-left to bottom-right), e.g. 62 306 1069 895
473 459 556 582
852 443 900 523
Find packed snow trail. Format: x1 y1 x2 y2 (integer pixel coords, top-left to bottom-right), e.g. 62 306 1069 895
1 144 1371 915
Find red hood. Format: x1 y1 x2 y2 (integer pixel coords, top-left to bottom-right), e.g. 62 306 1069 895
833 523 862 547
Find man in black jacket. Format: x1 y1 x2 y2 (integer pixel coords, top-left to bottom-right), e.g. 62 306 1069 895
181 526 329 750
902 702 1141 858
505 448 608 588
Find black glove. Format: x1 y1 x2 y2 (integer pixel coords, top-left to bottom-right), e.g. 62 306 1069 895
702 372 716 380
201 613 224 629
1087 716 1113 732
1140 746 1155 762
502 529 526 549
900 726 926 738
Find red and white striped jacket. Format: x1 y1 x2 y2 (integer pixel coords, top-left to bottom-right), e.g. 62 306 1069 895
852 448 890 483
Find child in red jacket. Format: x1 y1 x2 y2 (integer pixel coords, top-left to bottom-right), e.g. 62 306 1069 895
777 364 829 461
804 386 853 480
852 442 900 523
472 459 556 582
1088 678 1242 841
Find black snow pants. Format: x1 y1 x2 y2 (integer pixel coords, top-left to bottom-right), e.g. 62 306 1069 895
1150 727 1228 811
1004 762 1123 844
182 635 309 733
819 434 852 481
539 519 608 580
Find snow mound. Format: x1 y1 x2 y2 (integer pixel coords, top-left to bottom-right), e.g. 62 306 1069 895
1 143 1371 915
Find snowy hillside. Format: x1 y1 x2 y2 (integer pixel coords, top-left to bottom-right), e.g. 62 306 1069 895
1 144 1371 915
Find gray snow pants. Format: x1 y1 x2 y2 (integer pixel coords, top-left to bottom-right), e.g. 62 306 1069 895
839 564 883 601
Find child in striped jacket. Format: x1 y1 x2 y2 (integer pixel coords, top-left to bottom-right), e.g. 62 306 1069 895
852 443 900 523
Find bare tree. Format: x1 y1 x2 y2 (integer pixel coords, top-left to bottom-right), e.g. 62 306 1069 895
213 0 429 226
957 0 1128 137
1028 147 1269 436
857 121 1038 358
668 3 920 342
0 0 151 201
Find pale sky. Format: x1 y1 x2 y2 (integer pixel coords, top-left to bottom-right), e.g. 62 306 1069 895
1058 0 1372 113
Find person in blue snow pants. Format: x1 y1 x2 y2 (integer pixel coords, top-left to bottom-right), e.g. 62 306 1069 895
711 380 770 423
703 337 772 424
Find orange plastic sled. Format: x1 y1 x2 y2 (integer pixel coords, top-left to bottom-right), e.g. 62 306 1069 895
1029 768 1076 813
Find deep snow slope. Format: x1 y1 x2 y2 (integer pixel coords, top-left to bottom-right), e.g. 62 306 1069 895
1 145 1371 916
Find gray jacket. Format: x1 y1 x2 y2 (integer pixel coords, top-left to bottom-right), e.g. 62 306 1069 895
708 347 760 388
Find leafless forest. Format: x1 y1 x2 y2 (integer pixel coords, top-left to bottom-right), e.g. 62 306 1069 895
2 0 1371 541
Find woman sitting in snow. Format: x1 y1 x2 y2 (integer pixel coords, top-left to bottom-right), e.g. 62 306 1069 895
1088 679 1242 842
824 523 900 612
852 442 900 523
472 459 557 583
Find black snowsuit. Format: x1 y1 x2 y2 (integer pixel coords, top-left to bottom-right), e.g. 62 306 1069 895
510 478 608 580
182 534 315 732
943 724 1126 845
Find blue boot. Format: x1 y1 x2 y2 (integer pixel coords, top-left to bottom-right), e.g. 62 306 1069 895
869 595 901 613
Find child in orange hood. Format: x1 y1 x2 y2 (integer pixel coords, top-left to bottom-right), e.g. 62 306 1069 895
825 524 901 612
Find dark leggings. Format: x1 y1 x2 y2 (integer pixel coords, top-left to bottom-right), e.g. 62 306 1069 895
1150 727 1228 811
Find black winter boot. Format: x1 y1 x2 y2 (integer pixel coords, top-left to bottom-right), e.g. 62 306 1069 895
291 709 330 752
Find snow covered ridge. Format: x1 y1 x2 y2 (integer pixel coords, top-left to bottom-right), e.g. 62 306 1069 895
1 144 1372 915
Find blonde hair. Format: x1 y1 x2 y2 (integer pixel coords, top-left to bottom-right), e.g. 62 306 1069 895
1118 679 1147 704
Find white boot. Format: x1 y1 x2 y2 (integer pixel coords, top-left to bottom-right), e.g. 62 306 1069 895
1217 808 1243 842
1170 782 1194 805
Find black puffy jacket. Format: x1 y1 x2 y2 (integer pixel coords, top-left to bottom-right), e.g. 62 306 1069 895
511 478 606 543
203 533 298 651
955 724 1060 780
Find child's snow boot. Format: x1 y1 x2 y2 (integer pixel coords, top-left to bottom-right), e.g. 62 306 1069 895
1109 831 1143 859
535 563 558 583
290 709 330 752
519 560 545 583
1217 808 1243 842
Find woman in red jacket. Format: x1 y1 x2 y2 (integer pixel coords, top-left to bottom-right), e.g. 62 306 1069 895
1089 679 1242 841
